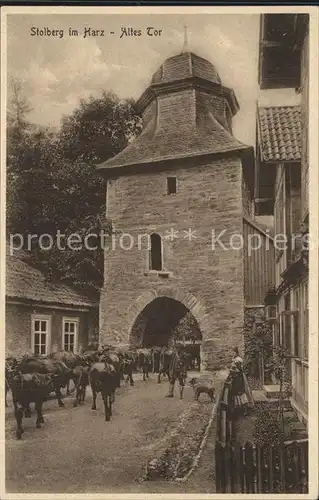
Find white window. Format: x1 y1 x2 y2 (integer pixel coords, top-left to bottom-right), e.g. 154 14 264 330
62 318 79 353
31 315 51 355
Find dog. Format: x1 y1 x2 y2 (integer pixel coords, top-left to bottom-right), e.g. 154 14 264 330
189 377 215 402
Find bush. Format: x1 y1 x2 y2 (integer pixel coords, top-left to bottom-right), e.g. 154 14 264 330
243 309 273 379
253 406 284 447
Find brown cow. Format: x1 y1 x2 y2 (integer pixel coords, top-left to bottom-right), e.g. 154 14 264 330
17 356 72 408
11 372 56 439
49 351 87 395
137 348 152 381
89 362 118 421
72 365 90 407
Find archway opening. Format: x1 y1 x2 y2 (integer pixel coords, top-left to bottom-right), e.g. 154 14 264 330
130 296 202 348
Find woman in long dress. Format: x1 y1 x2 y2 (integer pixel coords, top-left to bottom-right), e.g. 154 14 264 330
228 347 254 416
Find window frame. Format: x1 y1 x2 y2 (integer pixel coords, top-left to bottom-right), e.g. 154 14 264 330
62 317 79 353
302 281 309 360
149 233 163 271
166 176 177 195
279 310 299 357
31 314 51 356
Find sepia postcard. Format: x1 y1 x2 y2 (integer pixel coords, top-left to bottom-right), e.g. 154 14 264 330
0 5 318 500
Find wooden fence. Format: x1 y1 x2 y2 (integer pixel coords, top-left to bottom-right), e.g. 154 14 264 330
215 377 308 493
215 439 308 493
216 379 233 443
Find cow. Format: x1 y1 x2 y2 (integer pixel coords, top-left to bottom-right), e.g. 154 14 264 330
157 346 174 384
81 348 100 366
165 346 190 399
99 349 122 391
107 346 136 386
136 348 152 381
189 377 215 402
72 365 90 407
17 356 72 409
151 346 161 373
89 362 117 421
49 350 88 395
183 343 201 371
11 371 56 439
122 354 135 386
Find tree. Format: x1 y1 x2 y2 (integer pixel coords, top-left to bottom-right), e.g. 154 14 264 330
6 88 142 293
38 92 142 291
172 312 201 342
6 78 36 235
58 91 142 164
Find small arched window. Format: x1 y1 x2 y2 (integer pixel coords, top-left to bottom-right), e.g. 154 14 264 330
149 233 162 271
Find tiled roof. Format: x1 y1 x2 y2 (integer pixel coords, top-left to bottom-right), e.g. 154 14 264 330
5 246 97 308
97 49 250 173
98 111 250 171
150 52 221 86
258 106 301 162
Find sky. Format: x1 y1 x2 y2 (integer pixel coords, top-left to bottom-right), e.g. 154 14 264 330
6 13 300 146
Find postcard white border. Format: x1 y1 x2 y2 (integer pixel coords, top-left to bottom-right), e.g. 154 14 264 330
1 5 318 500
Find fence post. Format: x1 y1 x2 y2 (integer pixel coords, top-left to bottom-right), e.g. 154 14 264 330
279 442 286 492
215 441 221 492
300 440 308 493
245 441 254 493
260 348 265 386
239 445 245 492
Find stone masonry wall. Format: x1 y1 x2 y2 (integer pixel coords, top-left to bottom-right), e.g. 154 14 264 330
100 155 245 370
6 302 94 357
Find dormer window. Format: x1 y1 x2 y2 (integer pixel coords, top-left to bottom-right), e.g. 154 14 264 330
167 177 176 195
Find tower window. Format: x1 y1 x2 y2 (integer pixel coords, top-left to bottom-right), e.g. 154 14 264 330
167 176 177 195
149 233 162 271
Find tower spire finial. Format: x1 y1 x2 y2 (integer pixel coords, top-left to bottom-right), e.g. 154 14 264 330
181 25 189 53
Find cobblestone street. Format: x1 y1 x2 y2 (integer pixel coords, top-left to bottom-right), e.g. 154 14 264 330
5 373 216 494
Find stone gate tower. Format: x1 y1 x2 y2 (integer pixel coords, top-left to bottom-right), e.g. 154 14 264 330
97 49 254 370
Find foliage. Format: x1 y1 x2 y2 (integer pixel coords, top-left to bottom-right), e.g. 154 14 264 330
6 82 142 292
253 345 292 447
58 91 142 164
172 312 202 342
243 309 273 379
253 406 284 447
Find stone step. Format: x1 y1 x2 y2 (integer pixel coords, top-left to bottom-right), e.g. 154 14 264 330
263 384 280 399
256 398 292 411
290 421 307 432
263 384 292 399
289 430 308 440
283 411 299 421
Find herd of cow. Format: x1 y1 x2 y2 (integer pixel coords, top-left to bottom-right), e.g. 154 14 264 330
5 343 201 440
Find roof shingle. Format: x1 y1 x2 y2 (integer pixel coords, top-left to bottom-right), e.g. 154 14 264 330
150 52 221 86
97 49 250 173
5 246 97 308
258 106 301 163
98 110 249 171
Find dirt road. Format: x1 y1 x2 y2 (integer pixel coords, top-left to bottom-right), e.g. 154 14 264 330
5 373 216 494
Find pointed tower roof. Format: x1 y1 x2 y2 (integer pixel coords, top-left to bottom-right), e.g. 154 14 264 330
150 51 221 87
97 48 253 175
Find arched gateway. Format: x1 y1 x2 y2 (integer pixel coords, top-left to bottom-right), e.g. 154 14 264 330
97 48 252 370
128 290 206 347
